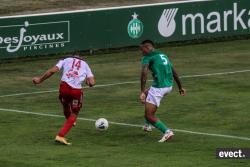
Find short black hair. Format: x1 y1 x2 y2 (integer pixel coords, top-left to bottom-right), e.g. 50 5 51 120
141 39 155 46
72 51 80 56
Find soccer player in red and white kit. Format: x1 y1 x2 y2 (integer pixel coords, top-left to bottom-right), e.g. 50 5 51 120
32 54 95 145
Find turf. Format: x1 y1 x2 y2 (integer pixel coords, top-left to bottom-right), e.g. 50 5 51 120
0 39 250 166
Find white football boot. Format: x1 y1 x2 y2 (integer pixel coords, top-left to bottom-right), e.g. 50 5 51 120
142 124 153 132
158 129 174 143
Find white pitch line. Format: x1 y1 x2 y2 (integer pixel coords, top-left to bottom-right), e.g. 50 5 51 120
0 108 250 141
0 81 139 98
1 69 250 98
0 90 58 98
181 69 250 78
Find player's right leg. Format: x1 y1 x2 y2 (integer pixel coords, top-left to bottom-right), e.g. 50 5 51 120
142 119 154 132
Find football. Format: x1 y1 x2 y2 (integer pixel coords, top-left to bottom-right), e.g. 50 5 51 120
95 118 109 131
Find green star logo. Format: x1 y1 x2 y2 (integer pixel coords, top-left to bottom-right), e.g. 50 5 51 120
127 13 144 39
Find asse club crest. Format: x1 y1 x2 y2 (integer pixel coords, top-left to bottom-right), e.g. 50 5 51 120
127 13 144 39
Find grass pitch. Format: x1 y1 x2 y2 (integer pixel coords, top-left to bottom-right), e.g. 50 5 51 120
0 39 250 166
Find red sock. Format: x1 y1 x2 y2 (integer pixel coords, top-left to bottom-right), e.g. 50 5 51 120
58 115 76 137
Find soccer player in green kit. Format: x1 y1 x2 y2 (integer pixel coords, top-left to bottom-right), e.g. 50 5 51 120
139 40 185 142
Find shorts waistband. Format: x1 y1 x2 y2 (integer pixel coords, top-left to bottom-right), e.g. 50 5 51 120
60 81 82 90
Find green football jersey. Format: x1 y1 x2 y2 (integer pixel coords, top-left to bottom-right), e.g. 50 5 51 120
141 50 173 88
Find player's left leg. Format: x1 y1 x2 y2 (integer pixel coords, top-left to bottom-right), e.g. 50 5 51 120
59 82 71 119
144 102 169 134
59 97 71 119
144 103 173 142
144 87 174 142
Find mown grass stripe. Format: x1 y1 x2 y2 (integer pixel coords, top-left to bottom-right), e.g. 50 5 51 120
0 108 249 141
0 69 250 98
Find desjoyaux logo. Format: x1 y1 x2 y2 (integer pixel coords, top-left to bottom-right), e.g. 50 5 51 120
0 20 70 53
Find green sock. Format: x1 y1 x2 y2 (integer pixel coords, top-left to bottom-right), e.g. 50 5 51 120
145 119 152 125
153 120 169 134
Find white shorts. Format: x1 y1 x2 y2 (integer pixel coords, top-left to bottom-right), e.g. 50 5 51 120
146 86 172 107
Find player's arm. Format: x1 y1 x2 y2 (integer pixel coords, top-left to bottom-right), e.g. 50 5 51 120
32 66 59 85
85 77 95 87
85 63 95 87
140 65 149 103
172 66 185 96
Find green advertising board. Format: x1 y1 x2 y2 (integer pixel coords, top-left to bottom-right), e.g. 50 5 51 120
0 0 250 58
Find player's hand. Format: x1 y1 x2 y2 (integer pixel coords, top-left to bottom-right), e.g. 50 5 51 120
85 77 95 87
139 92 146 104
32 77 41 85
179 88 186 96
144 88 149 96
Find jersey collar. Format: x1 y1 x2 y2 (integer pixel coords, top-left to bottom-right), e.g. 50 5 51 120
144 50 161 57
